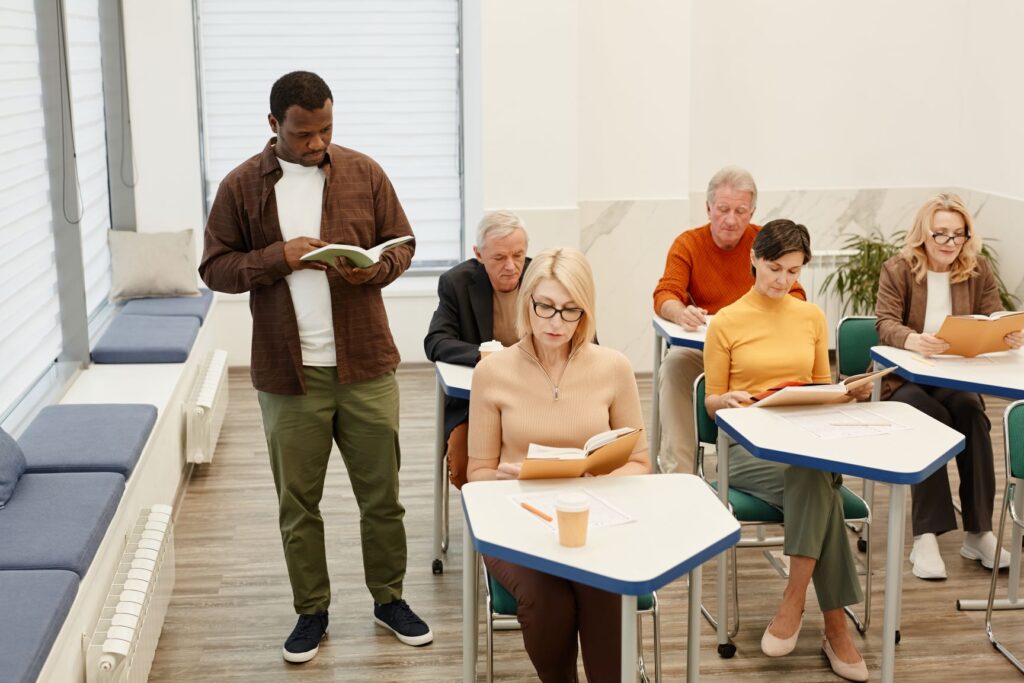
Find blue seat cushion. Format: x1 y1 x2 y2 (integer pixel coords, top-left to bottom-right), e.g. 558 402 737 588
0 428 27 508
0 472 124 575
92 314 199 363
0 569 79 683
122 288 214 323
20 404 158 478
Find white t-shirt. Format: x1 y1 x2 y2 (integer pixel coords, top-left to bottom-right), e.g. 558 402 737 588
275 157 336 366
923 270 952 334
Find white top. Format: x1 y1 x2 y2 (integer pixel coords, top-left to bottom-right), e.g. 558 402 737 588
923 270 952 334
276 158 335 366
461 474 740 594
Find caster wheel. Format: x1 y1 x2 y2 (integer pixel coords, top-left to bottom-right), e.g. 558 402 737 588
857 538 867 553
717 643 736 658
432 559 444 575
895 630 901 644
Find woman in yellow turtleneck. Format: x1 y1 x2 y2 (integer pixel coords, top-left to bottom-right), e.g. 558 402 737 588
703 219 871 682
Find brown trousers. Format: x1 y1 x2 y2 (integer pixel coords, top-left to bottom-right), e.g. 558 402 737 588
483 556 622 683
889 381 995 536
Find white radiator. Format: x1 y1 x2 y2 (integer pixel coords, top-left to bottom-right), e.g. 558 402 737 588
85 505 176 683
185 349 229 464
801 249 856 350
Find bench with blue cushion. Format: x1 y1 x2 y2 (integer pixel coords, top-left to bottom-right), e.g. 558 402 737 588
91 314 200 364
0 472 125 575
20 404 158 479
0 569 80 683
122 288 214 323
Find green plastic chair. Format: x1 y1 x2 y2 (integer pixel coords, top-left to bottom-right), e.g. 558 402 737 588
482 563 662 682
984 400 1024 672
694 374 873 658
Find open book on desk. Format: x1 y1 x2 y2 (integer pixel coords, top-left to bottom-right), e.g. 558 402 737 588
935 311 1024 358
751 366 896 408
518 427 641 480
300 235 414 269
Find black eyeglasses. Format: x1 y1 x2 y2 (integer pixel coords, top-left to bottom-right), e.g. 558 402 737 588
531 297 584 323
929 230 970 246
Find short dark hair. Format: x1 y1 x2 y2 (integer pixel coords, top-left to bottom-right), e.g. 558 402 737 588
269 71 333 123
751 219 811 275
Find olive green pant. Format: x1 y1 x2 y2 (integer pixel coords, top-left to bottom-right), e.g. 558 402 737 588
258 367 406 614
728 442 863 612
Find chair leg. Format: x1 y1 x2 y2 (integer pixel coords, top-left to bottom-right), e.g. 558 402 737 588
986 483 1024 673
637 609 648 683
652 596 662 683
485 593 495 683
441 455 450 553
844 515 872 633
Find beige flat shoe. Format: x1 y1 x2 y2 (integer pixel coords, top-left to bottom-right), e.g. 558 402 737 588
822 637 868 681
760 615 802 657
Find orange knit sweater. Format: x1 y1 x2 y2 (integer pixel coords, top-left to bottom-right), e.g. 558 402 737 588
652 223 806 315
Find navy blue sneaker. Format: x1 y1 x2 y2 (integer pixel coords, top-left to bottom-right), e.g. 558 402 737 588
373 599 433 646
282 611 329 663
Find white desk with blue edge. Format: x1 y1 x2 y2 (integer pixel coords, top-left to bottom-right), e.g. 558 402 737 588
461 474 741 682
714 401 965 683
651 315 708 472
869 345 1024 613
432 361 473 575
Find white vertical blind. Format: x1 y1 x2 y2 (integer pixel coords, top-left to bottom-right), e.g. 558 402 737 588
0 0 64 414
197 0 461 267
65 0 112 315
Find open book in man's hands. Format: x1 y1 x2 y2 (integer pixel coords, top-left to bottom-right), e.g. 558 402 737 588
935 311 1024 357
751 366 897 408
300 235 414 269
518 427 641 480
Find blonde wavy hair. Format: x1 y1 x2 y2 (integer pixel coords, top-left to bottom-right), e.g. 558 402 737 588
901 192 981 284
515 247 597 349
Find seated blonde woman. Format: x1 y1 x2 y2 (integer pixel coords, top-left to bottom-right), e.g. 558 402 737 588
467 247 649 683
876 192 1023 580
704 220 870 682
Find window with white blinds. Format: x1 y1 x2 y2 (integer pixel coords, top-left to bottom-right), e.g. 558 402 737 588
64 0 113 315
0 0 64 414
197 0 462 267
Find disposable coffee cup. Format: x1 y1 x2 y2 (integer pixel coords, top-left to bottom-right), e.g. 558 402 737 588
479 340 504 360
555 493 590 547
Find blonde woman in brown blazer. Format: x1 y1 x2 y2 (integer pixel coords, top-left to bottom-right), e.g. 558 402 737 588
875 192 1024 581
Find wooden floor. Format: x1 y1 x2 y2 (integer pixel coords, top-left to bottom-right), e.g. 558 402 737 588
149 366 1024 682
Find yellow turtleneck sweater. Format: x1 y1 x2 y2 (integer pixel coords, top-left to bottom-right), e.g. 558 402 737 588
704 287 831 397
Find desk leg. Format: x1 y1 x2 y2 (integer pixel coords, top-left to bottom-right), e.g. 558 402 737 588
651 335 664 473
621 594 638 683
715 432 731 654
882 484 907 683
687 565 702 683
958 482 1024 611
463 522 478 682
433 381 446 575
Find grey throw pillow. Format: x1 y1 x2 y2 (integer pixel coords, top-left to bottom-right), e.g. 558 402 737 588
108 229 200 302
0 428 26 508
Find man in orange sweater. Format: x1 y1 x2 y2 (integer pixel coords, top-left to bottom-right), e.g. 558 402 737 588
652 166 805 473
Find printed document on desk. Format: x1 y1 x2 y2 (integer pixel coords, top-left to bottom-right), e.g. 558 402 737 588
510 489 635 533
777 405 911 440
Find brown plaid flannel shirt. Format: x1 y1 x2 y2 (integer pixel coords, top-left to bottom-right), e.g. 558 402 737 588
199 138 415 394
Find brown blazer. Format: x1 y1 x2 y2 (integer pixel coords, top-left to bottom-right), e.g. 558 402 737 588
874 254 1002 398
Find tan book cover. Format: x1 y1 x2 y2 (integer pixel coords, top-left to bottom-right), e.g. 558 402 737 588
751 366 896 408
935 312 1024 357
518 428 641 480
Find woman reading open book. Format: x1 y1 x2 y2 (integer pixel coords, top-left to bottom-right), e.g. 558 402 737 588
467 247 648 682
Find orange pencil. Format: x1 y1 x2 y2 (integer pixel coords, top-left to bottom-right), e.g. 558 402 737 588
521 502 553 522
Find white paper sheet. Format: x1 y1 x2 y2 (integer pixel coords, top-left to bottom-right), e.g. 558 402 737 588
777 405 911 440
509 488 635 533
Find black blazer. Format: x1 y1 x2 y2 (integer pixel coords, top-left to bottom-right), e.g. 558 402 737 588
424 257 531 438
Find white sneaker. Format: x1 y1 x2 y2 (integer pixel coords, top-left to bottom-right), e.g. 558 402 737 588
910 533 947 579
961 531 1012 570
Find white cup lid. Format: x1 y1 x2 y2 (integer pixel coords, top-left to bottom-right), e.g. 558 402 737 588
479 340 504 351
554 493 589 513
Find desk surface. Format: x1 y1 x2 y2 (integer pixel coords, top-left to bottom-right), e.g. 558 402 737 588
715 401 965 485
435 361 473 399
462 474 740 595
653 315 707 350
870 345 1024 400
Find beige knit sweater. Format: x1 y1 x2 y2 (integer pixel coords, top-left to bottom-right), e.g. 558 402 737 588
467 336 649 476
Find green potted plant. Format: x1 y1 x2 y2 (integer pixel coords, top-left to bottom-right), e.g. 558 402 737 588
820 230 1020 316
